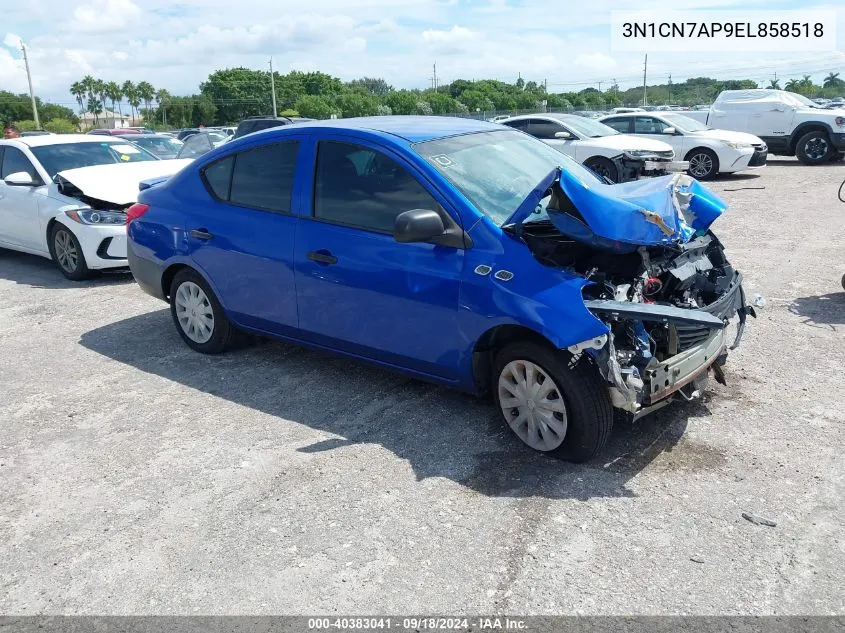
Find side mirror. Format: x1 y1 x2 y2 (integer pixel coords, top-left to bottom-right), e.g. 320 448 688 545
553 131 572 139
394 209 445 243
662 127 677 135
4 171 35 186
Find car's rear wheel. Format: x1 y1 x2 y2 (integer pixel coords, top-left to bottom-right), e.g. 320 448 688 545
169 268 233 354
796 130 833 165
686 147 719 179
492 341 613 462
48 224 92 280
583 156 620 183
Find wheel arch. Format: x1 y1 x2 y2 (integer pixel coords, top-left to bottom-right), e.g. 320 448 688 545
161 262 190 300
788 123 832 154
471 324 560 396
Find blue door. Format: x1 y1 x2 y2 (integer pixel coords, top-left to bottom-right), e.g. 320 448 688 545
294 138 466 380
184 139 304 335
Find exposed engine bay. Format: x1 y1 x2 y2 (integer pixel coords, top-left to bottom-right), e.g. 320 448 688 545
518 214 753 416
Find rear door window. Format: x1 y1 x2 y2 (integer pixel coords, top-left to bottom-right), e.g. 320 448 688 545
228 142 299 213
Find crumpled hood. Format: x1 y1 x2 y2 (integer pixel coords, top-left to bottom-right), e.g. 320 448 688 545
507 166 727 252
56 159 193 206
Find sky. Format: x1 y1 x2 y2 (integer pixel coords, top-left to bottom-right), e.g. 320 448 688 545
1 0 844 106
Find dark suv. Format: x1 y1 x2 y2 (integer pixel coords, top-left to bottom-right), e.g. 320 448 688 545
233 116 313 139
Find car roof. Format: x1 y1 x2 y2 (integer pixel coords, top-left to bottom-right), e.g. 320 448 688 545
502 112 585 123
117 133 175 139
4 134 127 148
254 116 499 143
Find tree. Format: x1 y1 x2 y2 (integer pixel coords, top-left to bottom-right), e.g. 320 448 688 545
70 81 86 117
122 81 139 124
346 77 393 96
425 91 459 114
413 101 433 115
44 118 77 134
335 92 380 117
823 72 842 89
383 90 418 115
294 95 337 119
767 79 781 90
200 68 271 122
136 81 156 120
94 79 107 120
156 89 171 126
104 81 123 117
81 75 98 124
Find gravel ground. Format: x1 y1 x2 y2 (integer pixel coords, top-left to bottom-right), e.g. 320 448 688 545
1 158 843 615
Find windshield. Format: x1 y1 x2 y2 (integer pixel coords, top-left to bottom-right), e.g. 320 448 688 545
414 129 602 226
128 136 184 158
31 141 158 178
784 92 820 108
662 113 711 132
557 116 619 138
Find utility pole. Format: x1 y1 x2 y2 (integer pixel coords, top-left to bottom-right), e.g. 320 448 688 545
269 57 278 117
20 41 40 128
598 80 602 92
544 78 547 92
433 61 438 91
642 54 648 107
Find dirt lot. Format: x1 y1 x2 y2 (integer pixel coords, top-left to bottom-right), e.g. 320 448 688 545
1 158 843 615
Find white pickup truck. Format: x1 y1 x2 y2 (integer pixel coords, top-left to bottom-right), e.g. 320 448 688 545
685 89 845 165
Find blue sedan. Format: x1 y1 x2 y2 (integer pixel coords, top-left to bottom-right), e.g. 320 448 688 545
127 116 752 461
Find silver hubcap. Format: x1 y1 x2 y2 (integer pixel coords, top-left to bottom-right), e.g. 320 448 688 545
498 360 568 451
174 281 214 344
689 153 713 177
54 230 78 272
804 137 828 160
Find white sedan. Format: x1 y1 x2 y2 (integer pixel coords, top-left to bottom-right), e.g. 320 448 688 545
599 112 767 179
0 135 191 280
499 113 685 183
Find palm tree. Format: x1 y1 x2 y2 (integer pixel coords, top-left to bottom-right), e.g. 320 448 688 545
105 81 123 119
136 81 156 123
70 81 86 117
785 78 799 92
823 72 841 88
82 75 98 124
155 88 171 127
93 79 108 123
122 80 138 124
767 79 781 90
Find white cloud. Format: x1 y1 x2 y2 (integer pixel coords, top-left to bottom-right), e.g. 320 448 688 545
421 25 477 54
70 0 142 34
3 33 23 48
573 52 617 72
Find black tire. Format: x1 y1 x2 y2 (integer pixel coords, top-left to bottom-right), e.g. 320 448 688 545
685 147 719 180
48 223 93 280
830 153 844 162
795 130 833 165
583 156 620 183
169 268 233 354
492 341 613 462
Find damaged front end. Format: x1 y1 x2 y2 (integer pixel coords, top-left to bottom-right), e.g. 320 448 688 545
509 167 755 418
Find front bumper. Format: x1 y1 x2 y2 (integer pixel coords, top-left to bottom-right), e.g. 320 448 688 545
643 329 725 404
59 220 128 270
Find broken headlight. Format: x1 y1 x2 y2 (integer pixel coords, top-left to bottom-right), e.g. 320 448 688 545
65 209 126 225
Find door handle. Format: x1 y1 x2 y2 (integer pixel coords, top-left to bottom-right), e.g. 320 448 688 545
307 250 337 265
190 229 213 240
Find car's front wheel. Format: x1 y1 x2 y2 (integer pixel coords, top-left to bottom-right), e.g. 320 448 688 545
492 341 613 462
583 156 620 183
48 224 92 280
796 130 833 165
686 147 719 179
169 268 233 354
